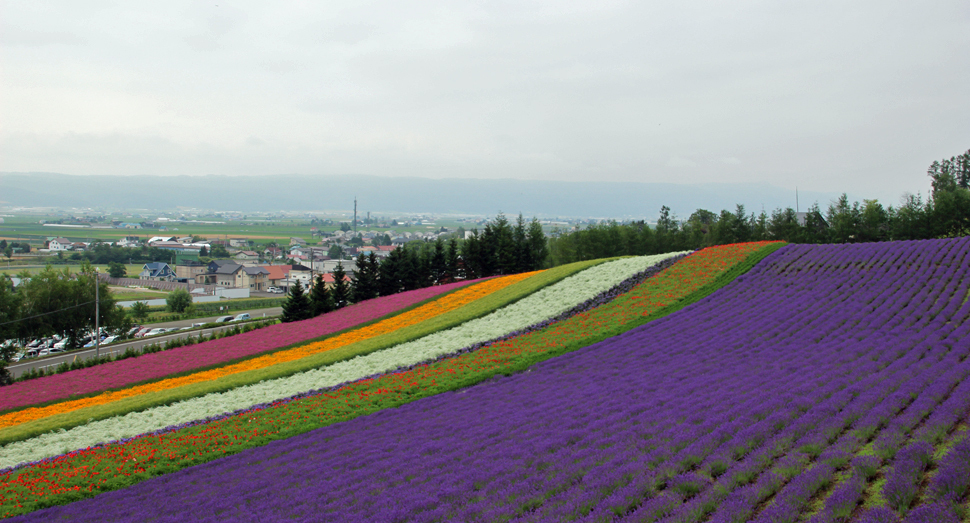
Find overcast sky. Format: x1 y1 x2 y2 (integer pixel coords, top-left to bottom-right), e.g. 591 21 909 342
2 1 968 204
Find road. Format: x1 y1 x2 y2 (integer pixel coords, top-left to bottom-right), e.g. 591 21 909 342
7 307 283 379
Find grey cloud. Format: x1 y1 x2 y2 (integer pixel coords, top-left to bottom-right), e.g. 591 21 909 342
0 27 85 46
0 1 967 208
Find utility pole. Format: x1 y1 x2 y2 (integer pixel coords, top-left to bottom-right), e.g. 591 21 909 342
796 187 800 213
353 197 357 236
94 268 100 360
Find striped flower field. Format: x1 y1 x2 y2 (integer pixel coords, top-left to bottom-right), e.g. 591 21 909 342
3 238 969 522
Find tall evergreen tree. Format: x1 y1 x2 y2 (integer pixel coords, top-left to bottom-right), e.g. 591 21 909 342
430 238 447 285
330 263 352 309
351 252 379 302
377 248 403 296
309 274 334 317
462 230 482 279
801 203 830 244
525 217 549 271
513 214 528 273
402 247 423 291
445 238 460 282
281 280 311 322
490 213 516 274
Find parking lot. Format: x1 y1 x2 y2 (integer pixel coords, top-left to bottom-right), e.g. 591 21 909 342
6 307 282 379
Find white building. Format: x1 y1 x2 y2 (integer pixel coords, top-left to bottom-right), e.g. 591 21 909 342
48 238 72 251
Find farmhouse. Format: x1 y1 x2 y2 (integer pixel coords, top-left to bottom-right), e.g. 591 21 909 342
48 238 72 251
234 251 260 261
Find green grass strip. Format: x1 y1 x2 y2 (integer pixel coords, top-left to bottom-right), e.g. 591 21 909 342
0 260 605 447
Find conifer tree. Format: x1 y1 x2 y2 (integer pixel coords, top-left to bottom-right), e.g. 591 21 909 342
377 248 403 296
281 280 311 322
513 213 528 273
330 263 352 309
351 252 378 302
430 238 447 285
367 251 380 290
402 247 424 290
445 238 460 283
462 230 482 279
525 217 548 271
309 274 333 317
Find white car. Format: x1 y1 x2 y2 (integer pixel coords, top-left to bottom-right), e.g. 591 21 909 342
145 328 167 336
53 339 69 349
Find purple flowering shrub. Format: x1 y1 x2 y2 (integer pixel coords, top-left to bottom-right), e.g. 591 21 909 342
927 435 970 504
883 441 934 512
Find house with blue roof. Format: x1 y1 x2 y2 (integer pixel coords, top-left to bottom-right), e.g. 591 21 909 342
139 262 176 281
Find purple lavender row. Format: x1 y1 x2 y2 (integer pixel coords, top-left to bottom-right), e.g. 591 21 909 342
647 240 970 523
652 242 968 520
520 240 963 523
882 441 935 513
704 359 926 523
13 237 970 522
666 239 970 523
520 243 956 523
925 433 970 507
799 358 970 523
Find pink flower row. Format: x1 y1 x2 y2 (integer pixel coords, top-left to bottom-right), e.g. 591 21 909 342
0 280 479 412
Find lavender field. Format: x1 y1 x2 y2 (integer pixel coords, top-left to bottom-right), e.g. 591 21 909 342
16 238 970 522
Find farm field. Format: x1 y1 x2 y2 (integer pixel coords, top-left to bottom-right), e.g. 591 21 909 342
0 211 476 249
1 238 968 521
0 265 142 277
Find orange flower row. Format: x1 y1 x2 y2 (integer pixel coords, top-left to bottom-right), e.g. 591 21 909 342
0 272 538 431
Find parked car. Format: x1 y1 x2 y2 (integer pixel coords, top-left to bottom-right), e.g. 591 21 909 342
145 328 167 337
53 339 69 350
266 287 284 294
133 327 153 338
232 313 251 322
214 316 234 323
191 323 206 328
83 335 113 348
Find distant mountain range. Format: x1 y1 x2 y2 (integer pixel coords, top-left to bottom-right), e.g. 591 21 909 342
0 172 847 219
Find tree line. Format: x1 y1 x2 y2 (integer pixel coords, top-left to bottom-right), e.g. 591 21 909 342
0 264 127 383
549 149 970 265
281 214 549 322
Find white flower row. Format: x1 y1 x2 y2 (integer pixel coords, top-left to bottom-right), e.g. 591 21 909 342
0 252 686 470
